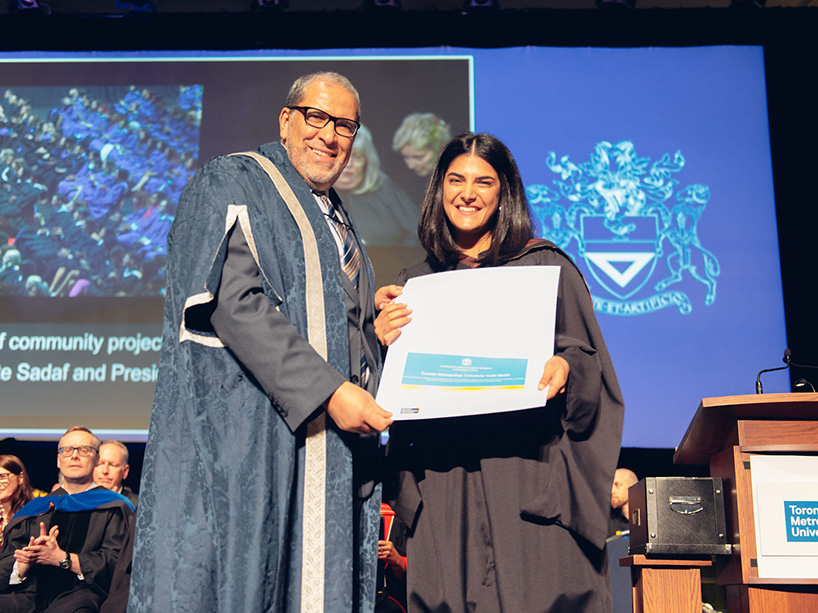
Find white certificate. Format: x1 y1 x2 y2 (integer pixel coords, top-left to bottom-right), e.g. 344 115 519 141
376 265 560 420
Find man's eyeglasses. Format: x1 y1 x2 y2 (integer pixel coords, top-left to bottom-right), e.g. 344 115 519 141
58 445 99 457
0 473 17 484
288 106 360 138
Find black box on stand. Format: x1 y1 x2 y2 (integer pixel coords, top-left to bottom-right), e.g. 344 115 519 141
628 476 731 556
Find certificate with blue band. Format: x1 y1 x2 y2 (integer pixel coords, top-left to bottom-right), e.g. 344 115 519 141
376 266 561 420
401 353 528 390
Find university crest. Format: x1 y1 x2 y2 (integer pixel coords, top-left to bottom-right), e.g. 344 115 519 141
526 141 720 316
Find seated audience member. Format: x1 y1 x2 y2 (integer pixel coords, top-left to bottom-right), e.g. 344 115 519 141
609 467 638 537
0 456 35 549
94 441 138 508
25 275 51 297
377 504 407 613
0 248 23 294
0 426 134 613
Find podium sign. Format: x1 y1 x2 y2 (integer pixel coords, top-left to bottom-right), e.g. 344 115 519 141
752 456 818 578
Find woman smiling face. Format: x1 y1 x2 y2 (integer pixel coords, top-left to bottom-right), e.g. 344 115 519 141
0 468 19 508
442 154 501 256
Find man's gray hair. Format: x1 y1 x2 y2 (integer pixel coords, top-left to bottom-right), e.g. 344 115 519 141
100 439 130 465
285 72 361 120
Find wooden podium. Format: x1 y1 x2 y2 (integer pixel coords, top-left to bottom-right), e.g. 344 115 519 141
673 392 818 613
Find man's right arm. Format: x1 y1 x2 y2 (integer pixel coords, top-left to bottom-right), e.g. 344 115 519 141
210 225 390 433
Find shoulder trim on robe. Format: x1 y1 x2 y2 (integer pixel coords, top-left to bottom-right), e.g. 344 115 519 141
180 290 224 347
232 150 330 613
179 204 278 348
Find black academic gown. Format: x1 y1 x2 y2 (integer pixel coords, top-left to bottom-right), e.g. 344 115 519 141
119 488 138 510
0 487 133 613
386 240 625 613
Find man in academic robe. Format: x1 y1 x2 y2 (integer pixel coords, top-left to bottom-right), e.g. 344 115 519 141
128 72 392 613
0 426 134 613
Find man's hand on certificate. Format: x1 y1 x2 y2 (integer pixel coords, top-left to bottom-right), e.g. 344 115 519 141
374 285 413 347
539 355 569 400
326 382 393 434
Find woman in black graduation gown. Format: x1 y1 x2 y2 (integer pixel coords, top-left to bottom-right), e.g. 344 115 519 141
375 133 625 613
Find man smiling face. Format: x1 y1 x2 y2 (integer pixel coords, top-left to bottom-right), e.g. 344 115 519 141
279 77 359 193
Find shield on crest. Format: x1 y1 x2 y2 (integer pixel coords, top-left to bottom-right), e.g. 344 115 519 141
579 214 659 300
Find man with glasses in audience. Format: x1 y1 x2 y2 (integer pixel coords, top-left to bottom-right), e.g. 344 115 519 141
130 71 392 613
0 426 133 612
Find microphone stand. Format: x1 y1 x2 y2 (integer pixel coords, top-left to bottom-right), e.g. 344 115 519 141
755 350 791 394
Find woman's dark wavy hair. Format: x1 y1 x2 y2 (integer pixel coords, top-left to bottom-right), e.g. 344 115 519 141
0 455 34 517
417 132 533 270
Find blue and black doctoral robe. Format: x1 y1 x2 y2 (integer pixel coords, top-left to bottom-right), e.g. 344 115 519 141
0 487 133 613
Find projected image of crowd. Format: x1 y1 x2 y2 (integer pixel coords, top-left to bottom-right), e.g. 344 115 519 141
0 85 201 297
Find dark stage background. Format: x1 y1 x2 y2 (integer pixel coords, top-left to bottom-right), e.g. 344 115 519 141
0 6 816 492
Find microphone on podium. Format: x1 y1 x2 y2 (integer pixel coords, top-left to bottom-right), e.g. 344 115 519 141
755 348 791 394
788 353 818 393
795 378 817 393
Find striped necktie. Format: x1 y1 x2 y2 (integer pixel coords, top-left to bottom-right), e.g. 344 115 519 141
319 194 360 289
318 194 368 386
